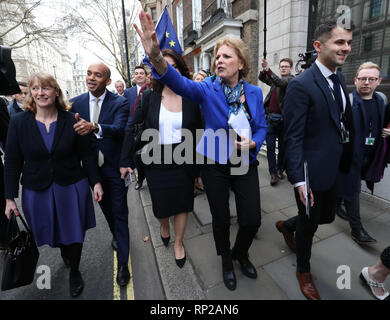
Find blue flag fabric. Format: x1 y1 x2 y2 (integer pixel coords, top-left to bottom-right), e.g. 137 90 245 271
143 7 182 66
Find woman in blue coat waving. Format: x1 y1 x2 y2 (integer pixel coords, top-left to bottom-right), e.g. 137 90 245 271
134 11 267 291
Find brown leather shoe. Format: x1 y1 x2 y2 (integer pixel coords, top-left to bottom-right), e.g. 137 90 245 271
270 174 279 186
275 220 296 253
296 270 321 300
277 169 285 180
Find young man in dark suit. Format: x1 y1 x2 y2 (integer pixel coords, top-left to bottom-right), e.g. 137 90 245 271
258 58 294 186
337 62 389 245
7 81 28 116
123 65 148 190
70 63 131 287
275 20 354 300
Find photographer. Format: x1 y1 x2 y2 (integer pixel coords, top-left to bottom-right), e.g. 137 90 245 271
258 58 294 186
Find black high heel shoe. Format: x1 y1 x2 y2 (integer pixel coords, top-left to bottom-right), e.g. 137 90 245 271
69 270 84 298
160 225 170 247
175 246 186 268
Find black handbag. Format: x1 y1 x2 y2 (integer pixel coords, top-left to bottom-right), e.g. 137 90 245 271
1 211 39 291
268 112 284 127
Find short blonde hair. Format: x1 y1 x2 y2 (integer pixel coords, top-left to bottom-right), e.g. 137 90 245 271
24 72 71 113
193 71 207 80
356 62 382 78
211 36 250 78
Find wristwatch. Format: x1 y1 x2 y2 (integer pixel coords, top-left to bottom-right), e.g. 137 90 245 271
151 51 163 63
93 122 99 133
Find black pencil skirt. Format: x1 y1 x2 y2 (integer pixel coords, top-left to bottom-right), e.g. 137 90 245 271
145 164 195 219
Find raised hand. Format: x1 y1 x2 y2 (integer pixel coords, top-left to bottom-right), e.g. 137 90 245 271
133 10 161 60
74 112 94 136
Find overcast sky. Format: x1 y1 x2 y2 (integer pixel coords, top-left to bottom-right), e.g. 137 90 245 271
36 0 142 90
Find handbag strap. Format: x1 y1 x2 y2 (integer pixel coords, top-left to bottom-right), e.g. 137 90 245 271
7 211 32 239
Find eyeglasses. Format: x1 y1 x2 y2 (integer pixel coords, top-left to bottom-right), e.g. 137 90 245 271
356 77 379 83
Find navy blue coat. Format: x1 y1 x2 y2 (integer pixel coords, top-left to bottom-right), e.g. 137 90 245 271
70 90 129 177
339 91 387 200
283 63 354 191
4 110 101 198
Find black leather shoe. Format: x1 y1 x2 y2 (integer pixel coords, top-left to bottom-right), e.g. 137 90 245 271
232 255 257 279
111 238 118 251
223 268 237 291
135 180 143 190
270 174 279 186
69 270 84 298
117 264 130 287
336 203 348 220
351 228 377 245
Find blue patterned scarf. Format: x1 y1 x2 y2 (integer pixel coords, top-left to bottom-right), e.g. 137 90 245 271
219 77 250 122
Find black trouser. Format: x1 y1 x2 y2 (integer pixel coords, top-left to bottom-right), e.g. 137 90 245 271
135 154 145 182
344 192 363 230
59 243 83 272
284 180 339 273
380 246 390 269
201 164 261 258
0 162 8 247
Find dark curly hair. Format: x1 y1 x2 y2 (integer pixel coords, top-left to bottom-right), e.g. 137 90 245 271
151 48 190 95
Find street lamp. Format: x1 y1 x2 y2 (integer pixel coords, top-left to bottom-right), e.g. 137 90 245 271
121 0 131 86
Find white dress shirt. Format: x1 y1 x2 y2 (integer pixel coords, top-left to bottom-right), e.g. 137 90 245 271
88 90 107 139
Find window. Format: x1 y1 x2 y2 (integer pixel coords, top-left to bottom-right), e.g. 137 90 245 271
151 7 157 22
176 1 184 49
192 0 202 32
370 0 382 19
363 36 373 51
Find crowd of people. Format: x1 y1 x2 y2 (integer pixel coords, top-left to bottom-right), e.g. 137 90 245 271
0 11 389 300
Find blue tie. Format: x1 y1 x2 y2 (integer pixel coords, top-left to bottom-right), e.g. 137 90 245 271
329 74 343 115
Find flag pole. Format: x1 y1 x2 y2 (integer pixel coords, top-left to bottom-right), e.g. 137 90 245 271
263 0 267 59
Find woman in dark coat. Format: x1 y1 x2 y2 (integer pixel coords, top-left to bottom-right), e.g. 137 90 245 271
120 49 202 269
4 72 103 297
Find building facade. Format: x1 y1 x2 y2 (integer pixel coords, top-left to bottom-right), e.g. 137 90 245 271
0 2 74 97
72 54 88 98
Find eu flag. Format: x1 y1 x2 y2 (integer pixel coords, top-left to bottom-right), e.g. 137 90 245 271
143 6 182 66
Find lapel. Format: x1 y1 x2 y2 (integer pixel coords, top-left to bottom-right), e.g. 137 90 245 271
99 90 112 123
354 91 368 129
243 81 257 121
78 93 90 121
312 64 342 135
150 92 162 129
26 111 49 155
51 110 66 153
374 92 385 128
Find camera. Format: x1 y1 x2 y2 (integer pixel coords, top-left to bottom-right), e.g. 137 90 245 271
295 50 318 74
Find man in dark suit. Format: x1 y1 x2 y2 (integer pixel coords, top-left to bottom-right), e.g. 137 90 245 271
258 58 294 186
0 100 10 250
337 62 389 244
70 62 131 286
275 20 354 300
7 81 28 117
123 65 148 190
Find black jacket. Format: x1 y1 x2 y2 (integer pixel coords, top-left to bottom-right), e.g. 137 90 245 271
120 89 202 168
258 69 294 115
4 109 101 198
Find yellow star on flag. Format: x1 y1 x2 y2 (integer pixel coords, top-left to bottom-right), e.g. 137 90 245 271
166 32 169 38
169 40 175 47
